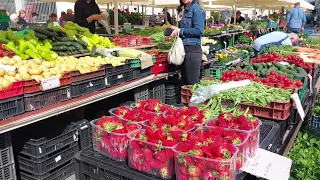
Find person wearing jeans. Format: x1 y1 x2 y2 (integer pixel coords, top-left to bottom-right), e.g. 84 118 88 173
170 0 205 85
284 2 306 36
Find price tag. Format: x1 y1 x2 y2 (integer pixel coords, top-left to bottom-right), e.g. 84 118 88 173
87 82 93 88
41 77 60 91
105 77 109 86
55 155 62 163
241 148 292 180
291 93 305 120
279 62 290 66
0 64 17 72
308 74 313 94
117 74 123 79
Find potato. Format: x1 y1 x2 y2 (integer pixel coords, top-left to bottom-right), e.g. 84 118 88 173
0 69 5 77
6 71 16 77
8 59 16 66
21 74 31 81
1 79 11 89
33 58 42 65
18 66 29 74
28 69 41 75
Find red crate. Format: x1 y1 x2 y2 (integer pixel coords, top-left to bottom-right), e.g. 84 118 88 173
71 66 105 83
181 86 193 104
23 72 72 94
152 62 168 75
238 102 292 120
0 81 23 100
156 53 168 63
135 37 142 46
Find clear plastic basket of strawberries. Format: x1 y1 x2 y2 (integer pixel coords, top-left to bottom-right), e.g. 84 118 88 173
127 128 195 178
206 112 261 157
109 106 156 124
90 116 141 161
194 127 250 171
173 137 238 180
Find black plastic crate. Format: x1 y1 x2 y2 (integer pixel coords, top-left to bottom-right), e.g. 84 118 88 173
132 67 152 80
73 120 92 150
288 90 310 125
24 86 71 112
105 64 129 74
71 77 106 98
17 143 78 175
133 85 149 102
19 123 79 158
149 79 166 103
74 148 175 180
165 94 181 105
200 62 212 78
165 84 181 97
0 96 24 120
0 133 16 180
259 120 281 153
20 160 74 180
105 68 132 88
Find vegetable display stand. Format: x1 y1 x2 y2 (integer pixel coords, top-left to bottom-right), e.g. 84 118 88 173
309 115 320 132
165 82 181 106
71 65 105 83
259 120 281 153
23 72 72 94
23 86 71 112
74 148 171 180
71 77 106 98
0 81 23 100
0 132 16 180
128 56 156 68
105 68 133 88
132 67 152 79
105 64 130 74
133 85 149 102
155 53 168 63
209 63 233 79
0 95 24 120
17 143 78 175
149 79 166 103
238 100 292 120
20 160 74 180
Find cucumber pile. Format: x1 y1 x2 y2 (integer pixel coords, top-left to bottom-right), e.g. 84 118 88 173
34 28 89 56
237 62 307 79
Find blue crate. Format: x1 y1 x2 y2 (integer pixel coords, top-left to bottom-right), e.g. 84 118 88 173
304 29 313 35
309 115 320 131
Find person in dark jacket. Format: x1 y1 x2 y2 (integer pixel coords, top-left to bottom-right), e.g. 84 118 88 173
170 0 205 85
17 10 27 25
231 11 245 24
74 0 104 33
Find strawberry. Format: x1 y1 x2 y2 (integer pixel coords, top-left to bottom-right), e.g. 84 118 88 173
200 109 212 122
124 123 138 132
177 116 187 128
188 177 200 180
188 147 204 157
188 165 201 177
196 159 207 171
154 150 170 163
209 127 224 137
201 145 214 158
165 115 177 126
178 154 195 166
148 113 162 125
188 106 199 114
118 149 127 159
252 120 259 128
218 119 229 128
141 161 152 172
153 129 166 141
235 115 247 124
160 167 171 178
168 130 183 140
218 113 234 122
207 120 217 127
163 139 177 147
149 158 165 169
179 166 189 175
209 143 232 159
115 106 130 117
207 157 228 172
177 174 188 180
145 126 156 137
138 111 150 121
239 121 252 130
175 141 194 152
173 109 184 118
142 147 153 161
230 136 242 145
228 122 240 129
202 170 217 180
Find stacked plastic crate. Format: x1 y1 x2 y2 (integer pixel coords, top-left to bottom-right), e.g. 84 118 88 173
14 119 91 180
0 81 24 119
149 79 166 103
165 74 182 105
0 132 16 180
105 64 133 88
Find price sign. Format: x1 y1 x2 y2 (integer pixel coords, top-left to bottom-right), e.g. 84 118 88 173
241 148 292 180
41 77 60 91
117 74 123 79
291 93 305 120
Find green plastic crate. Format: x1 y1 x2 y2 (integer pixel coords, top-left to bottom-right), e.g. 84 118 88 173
128 55 156 68
298 76 308 101
210 67 227 79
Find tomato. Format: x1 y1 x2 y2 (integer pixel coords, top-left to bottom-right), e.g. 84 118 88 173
0 44 5 51
285 80 292 86
295 80 304 88
221 76 227 82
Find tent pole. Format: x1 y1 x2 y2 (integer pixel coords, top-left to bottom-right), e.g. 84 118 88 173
165 7 168 24
142 5 144 25
233 0 237 24
114 0 119 35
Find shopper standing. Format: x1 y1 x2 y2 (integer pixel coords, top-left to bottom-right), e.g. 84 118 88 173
74 0 104 33
17 10 27 25
170 0 205 85
284 2 306 34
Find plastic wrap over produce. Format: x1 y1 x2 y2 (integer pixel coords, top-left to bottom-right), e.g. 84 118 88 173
190 80 251 104
95 48 114 57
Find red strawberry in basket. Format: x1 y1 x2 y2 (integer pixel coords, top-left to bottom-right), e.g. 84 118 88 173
165 115 177 126
239 121 253 130
210 143 232 159
202 170 217 180
188 165 201 177
143 147 153 161
173 109 184 118
155 150 170 163
179 166 189 176
175 141 194 152
115 107 130 117
145 102 160 112
218 113 234 122
160 166 171 178
235 115 247 124
148 113 162 125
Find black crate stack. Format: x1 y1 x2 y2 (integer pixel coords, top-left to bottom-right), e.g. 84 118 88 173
149 79 166 103
0 132 16 180
165 74 182 105
13 118 91 180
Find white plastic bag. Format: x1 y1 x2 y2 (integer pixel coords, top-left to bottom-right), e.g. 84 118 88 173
98 11 111 34
168 33 185 65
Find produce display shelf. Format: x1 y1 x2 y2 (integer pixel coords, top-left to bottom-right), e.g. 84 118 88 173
132 44 158 49
0 74 168 134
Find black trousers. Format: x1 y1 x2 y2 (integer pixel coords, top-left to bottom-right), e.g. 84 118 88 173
181 45 202 85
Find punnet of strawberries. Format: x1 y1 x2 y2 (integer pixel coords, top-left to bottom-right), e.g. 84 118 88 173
109 106 159 123
206 112 261 157
91 116 141 161
173 129 240 180
127 128 196 178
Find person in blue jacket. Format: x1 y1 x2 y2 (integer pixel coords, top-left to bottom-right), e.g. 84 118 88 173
170 0 205 85
253 31 300 55
284 2 306 34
